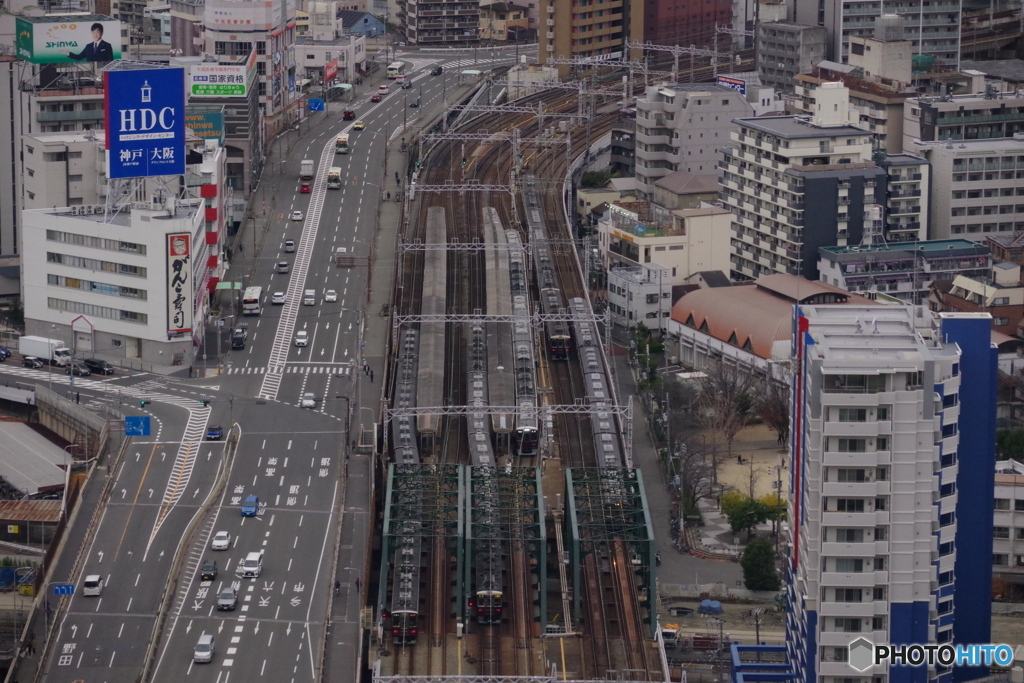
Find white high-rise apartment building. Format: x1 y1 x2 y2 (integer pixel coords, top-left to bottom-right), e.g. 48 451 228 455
778 305 996 683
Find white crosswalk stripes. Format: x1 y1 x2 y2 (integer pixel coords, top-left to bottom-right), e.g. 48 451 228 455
226 365 353 375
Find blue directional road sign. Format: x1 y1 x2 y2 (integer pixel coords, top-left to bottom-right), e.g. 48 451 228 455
125 416 151 436
53 584 75 595
308 98 325 112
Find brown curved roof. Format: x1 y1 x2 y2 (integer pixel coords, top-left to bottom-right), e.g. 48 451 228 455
671 285 793 359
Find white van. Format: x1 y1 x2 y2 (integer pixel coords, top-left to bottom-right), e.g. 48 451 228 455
82 574 104 596
303 289 316 305
194 634 215 663
236 551 263 578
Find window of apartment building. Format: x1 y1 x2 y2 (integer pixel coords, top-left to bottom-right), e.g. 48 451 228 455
997 498 1012 511
835 588 863 603
834 557 864 572
940 512 955 527
873 586 887 601
872 616 887 630
1016 499 1024 511
941 451 957 468
995 526 1010 539
836 468 866 482
835 498 865 513
940 482 956 497
874 556 886 570
837 438 867 452
995 317 1010 326
25 146 33 154
835 528 865 542
939 570 954 585
876 437 889 450
875 526 888 540
68 174 83 183
875 497 888 510
47 297 148 324
27 169 34 177
834 617 861 632
835 408 867 422
876 467 888 481
994 554 1010 565
939 541 955 556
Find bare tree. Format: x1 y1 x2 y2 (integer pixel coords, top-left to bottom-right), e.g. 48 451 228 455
756 379 790 447
746 459 767 499
695 364 759 487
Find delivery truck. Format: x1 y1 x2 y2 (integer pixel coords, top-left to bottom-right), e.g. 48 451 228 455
300 159 314 180
18 336 72 366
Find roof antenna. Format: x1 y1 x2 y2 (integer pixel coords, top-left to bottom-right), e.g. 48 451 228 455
871 317 879 334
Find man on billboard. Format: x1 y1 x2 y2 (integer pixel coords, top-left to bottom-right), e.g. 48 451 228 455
61 23 113 62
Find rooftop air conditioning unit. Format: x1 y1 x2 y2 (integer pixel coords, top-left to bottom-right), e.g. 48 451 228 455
71 206 80 215
84 204 93 214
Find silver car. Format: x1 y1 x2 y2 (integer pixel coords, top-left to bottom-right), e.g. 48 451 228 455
301 392 316 408
217 587 238 611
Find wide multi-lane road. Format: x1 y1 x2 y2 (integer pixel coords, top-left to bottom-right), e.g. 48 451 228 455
4 48 528 683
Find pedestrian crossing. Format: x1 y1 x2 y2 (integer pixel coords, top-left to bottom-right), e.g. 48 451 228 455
228 365 355 376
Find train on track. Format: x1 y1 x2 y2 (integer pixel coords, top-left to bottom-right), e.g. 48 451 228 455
508 229 540 457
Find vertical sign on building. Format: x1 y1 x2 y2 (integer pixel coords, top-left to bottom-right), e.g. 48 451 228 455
104 67 186 179
324 58 338 83
167 233 193 335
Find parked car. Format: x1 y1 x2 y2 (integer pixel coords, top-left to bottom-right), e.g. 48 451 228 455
210 530 231 550
301 392 317 408
22 356 44 369
65 363 91 377
200 559 218 581
82 358 115 375
206 424 224 440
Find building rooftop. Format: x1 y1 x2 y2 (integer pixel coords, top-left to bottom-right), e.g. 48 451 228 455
0 500 62 524
337 9 379 28
799 305 945 364
819 239 990 261
911 135 1024 154
880 153 927 166
735 115 869 139
696 270 732 287
479 1 530 10
654 170 719 195
671 274 874 358
907 91 1024 107
0 423 72 496
960 60 1024 84
648 83 741 95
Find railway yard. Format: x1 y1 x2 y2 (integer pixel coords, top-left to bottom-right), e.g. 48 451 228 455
372 72 666 679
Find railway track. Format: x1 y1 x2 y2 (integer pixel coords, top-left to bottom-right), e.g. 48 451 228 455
387 70 655 677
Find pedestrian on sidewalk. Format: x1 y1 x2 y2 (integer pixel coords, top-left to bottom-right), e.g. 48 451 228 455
355 576 362 592
334 580 340 596
238 242 243 254
188 365 194 378
370 370 374 383
655 552 662 567
75 392 80 404
386 191 391 200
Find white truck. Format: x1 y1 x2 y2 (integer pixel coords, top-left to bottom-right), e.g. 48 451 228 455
300 159 314 180
18 336 72 366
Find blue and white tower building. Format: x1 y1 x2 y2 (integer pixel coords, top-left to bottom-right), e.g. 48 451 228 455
778 306 996 683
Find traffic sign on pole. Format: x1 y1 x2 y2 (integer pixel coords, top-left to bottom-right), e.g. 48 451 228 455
125 416 151 436
53 583 75 595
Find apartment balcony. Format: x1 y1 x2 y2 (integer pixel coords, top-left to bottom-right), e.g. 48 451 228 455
819 571 877 588
818 601 878 618
821 482 883 498
36 110 104 122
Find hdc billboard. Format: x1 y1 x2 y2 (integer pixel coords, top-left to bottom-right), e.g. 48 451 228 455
104 68 186 179
16 16 122 64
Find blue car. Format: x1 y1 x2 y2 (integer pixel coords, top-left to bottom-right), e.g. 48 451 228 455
0 348 10 361
241 495 259 517
206 424 224 440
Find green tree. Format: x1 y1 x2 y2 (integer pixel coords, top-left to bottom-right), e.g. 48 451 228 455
723 495 769 539
580 170 612 188
759 493 788 537
741 539 780 591
719 489 747 518
996 429 1024 461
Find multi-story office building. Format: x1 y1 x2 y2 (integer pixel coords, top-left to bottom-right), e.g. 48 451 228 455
877 153 928 241
993 459 1024 583
909 136 1024 241
21 132 105 210
539 0 642 69
203 0 297 138
757 21 827 96
792 0 961 67
597 201 732 284
170 0 204 57
902 91 1024 149
784 305 995 683
607 263 672 331
818 239 991 305
402 0 481 45
794 70 913 155
642 0 729 45
719 83 884 281
634 83 759 199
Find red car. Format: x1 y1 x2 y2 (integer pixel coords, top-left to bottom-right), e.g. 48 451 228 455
343 110 355 120
370 94 381 102
300 182 311 193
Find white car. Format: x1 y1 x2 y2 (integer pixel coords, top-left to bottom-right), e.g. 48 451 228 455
324 289 337 302
294 330 308 347
211 530 231 550
271 292 286 305
301 392 317 408
290 211 303 221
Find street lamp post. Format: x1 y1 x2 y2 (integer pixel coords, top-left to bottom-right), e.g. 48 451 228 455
61 444 80 522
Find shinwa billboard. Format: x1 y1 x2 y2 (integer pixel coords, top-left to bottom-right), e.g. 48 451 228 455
16 16 122 64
